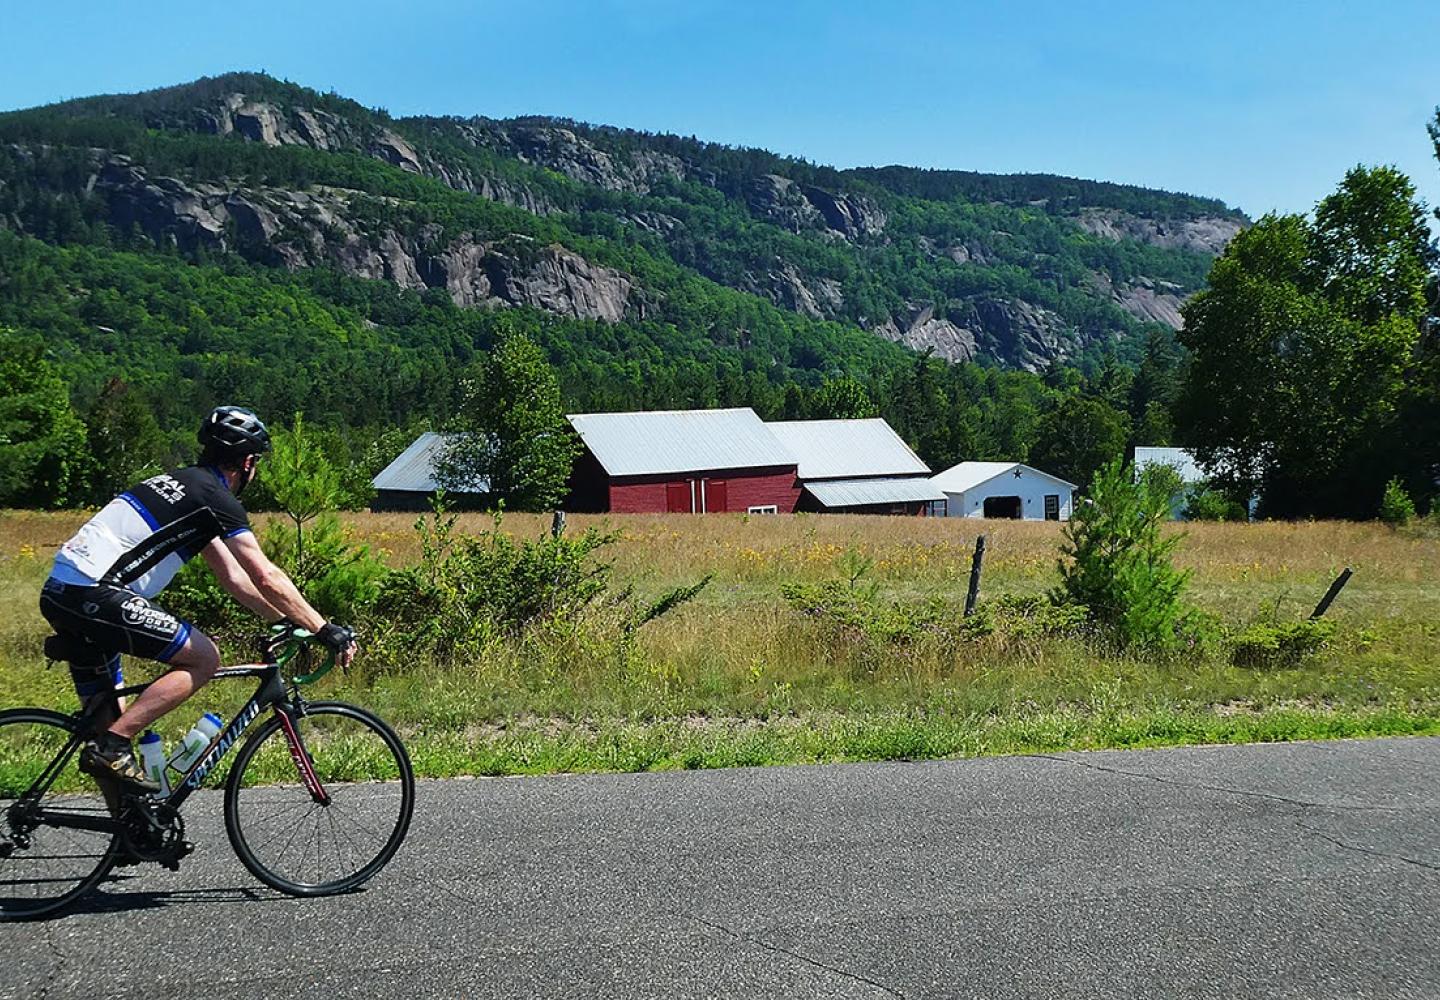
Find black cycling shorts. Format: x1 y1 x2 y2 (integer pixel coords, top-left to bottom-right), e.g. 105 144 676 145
39 578 194 696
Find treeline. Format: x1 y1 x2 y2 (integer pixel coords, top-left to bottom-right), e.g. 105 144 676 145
0 226 1176 509
1175 162 1440 520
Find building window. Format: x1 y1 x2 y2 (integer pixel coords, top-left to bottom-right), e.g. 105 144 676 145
747 505 778 514
1044 494 1060 520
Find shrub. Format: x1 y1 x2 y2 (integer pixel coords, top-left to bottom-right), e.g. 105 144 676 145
1379 477 1415 527
164 513 387 645
372 503 705 665
1230 618 1336 669
960 595 1091 642
780 580 953 646
1183 482 1249 522
1054 458 1192 649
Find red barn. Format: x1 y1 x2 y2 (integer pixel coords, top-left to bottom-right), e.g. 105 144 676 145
566 408 801 514
767 418 946 516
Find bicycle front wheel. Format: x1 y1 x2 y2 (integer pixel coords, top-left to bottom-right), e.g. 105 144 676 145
0 708 119 921
223 702 414 896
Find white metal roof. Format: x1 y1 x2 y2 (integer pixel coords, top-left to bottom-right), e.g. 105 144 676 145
804 477 947 508
1134 446 1206 484
931 461 1077 494
567 408 795 477
766 418 930 480
371 432 489 493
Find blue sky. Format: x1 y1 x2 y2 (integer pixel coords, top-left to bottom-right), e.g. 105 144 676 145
3 0 1438 222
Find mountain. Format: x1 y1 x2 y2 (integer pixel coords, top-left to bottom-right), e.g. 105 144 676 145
0 73 1243 370
0 74 1248 482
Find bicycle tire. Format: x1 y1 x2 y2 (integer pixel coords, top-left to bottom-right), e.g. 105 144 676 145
223 701 414 897
0 708 120 921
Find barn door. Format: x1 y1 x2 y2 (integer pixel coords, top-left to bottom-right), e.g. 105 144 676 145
666 482 692 513
706 479 728 513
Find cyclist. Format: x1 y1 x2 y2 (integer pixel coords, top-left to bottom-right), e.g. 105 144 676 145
38 405 356 793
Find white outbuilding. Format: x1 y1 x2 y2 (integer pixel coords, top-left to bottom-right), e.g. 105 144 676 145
930 461 1076 521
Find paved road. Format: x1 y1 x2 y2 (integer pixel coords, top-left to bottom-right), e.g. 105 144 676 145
5 737 1440 999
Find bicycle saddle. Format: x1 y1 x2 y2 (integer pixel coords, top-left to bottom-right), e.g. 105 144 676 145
42 632 116 667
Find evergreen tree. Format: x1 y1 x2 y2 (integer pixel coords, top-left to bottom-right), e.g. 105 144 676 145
1054 458 1191 649
83 377 171 502
0 329 89 508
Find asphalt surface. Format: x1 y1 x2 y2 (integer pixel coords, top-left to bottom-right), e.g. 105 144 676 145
6 737 1440 999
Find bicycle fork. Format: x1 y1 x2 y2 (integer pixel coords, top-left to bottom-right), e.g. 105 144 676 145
275 709 330 806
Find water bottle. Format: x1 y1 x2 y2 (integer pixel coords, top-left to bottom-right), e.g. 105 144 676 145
167 712 223 773
137 730 170 796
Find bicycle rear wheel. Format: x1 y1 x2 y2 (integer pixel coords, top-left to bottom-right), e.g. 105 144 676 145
223 702 414 896
0 709 120 921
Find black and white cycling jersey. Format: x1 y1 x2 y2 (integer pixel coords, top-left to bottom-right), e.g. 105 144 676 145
51 466 253 599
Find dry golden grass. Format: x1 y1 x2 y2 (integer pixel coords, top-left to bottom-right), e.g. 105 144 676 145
5 508 1440 770
6 508 1439 617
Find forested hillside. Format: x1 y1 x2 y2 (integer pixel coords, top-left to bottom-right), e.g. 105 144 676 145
0 72 1247 506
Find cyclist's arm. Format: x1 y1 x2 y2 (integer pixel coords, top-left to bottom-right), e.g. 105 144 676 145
220 531 327 634
202 538 282 620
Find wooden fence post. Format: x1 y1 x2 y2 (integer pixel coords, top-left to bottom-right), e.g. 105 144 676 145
1310 567 1353 619
551 510 567 538
964 534 987 617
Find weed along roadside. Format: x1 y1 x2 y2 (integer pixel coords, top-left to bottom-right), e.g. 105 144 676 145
4 477 1440 777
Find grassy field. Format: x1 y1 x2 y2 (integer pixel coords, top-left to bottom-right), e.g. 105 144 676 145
4 509 1440 776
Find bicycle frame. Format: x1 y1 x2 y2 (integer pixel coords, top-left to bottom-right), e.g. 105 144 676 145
24 662 328 837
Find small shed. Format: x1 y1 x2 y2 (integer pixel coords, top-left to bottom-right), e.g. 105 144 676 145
370 432 490 512
930 462 1075 521
566 408 801 514
767 418 945 515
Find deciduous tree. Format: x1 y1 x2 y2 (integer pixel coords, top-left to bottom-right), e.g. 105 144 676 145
439 334 579 512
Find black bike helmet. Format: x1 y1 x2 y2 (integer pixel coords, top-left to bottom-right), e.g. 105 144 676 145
198 405 272 460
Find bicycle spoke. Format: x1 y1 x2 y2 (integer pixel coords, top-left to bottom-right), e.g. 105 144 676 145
225 704 412 896
1 710 119 920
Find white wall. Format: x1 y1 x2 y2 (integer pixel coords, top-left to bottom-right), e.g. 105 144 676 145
940 474 1074 521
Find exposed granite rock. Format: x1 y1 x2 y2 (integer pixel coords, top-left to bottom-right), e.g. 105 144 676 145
442 119 685 194
963 298 1074 370
875 297 1070 370
1075 208 1243 256
747 174 825 233
371 130 421 173
745 174 886 239
482 243 630 321
872 305 978 363
623 210 683 235
757 260 844 319
419 239 630 321
799 184 886 239
1114 278 1185 329
64 150 630 323
1089 271 1187 330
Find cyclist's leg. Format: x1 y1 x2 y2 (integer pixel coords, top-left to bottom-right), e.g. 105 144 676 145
40 581 220 739
108 631 221 740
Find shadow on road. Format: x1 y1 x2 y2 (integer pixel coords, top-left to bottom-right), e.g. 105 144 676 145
61 879 277 916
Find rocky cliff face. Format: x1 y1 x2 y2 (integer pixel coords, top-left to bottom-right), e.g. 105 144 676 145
1075 207 1243 256
64 149 630 322
744 174 886 239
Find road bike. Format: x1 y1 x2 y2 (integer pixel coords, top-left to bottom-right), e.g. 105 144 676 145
0 626 415 920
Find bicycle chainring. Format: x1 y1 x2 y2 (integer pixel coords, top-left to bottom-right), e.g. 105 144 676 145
119 799 186 863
